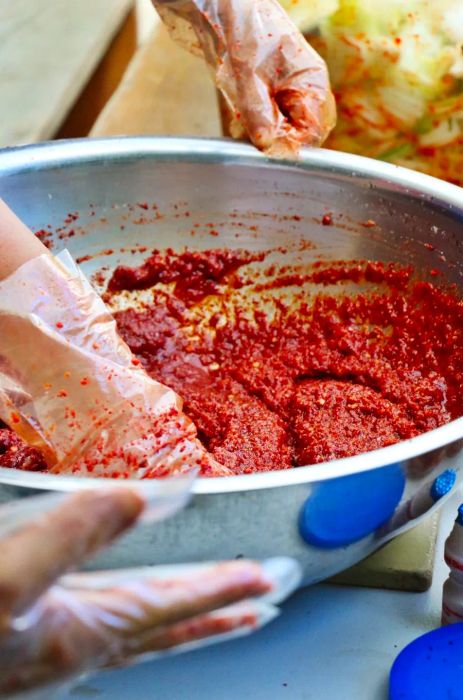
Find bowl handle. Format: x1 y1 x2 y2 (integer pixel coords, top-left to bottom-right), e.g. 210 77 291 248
298 464 405 549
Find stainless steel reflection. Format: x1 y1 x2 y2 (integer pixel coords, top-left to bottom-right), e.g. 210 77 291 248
0 137 463 584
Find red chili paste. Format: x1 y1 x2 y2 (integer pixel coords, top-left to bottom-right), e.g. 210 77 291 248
2 247 462 477
108 248 265 304
107 249 463 475
0 426 47 472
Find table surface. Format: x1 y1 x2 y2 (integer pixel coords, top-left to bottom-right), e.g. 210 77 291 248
0 0 133 147
66 494 459 700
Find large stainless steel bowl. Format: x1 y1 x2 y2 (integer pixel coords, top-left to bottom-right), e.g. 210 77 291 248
1 137 463 585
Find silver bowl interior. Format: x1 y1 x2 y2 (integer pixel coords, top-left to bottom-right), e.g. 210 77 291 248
1 136 463 496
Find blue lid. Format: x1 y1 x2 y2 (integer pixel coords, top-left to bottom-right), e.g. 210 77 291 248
456 504 463 527
430 469 456 503
299 463 405 549
389 623 463 699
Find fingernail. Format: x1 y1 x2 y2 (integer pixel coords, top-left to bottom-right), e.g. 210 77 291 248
260 557 302 604
251 600 280 628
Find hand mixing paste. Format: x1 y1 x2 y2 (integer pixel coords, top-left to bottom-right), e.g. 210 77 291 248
1 245 462 476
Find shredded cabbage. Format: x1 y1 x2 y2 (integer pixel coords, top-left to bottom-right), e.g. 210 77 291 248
278 0 339 33
281 0 463 184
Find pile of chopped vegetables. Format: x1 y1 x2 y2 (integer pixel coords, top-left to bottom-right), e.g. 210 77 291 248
280 0 463 184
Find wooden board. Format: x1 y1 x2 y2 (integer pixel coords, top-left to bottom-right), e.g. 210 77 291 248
1 0 134 147
92 20 438 592
55 9 137 140
91 19 221 138
330 514 439 591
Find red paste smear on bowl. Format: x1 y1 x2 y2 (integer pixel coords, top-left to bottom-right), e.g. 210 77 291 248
107 249 463 475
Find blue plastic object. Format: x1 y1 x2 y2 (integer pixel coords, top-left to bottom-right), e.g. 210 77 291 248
389 623 463 699
456 504 463 527
430 469 456 502
299 464 405 549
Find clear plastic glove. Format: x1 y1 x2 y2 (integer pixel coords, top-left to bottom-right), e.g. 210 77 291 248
152 0 336 157
0 487 300 698
0 251 230 477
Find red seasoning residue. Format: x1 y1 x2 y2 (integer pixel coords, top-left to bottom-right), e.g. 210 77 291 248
322 214 332 226
34 229 53 249
108 248 266 305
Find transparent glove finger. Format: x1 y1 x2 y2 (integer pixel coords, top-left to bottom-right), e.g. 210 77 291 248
0 489 143 619
63 560 272 634
60 556 302 602
107 599 279 663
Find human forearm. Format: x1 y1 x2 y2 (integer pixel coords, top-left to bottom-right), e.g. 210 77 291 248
0 199 49 280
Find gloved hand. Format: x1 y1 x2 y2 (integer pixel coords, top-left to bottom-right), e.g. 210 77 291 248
0 487 299 698
0 198 230 477
152 0 336 157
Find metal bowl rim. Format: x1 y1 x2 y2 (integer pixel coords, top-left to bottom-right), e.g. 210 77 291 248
1 135 463 495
